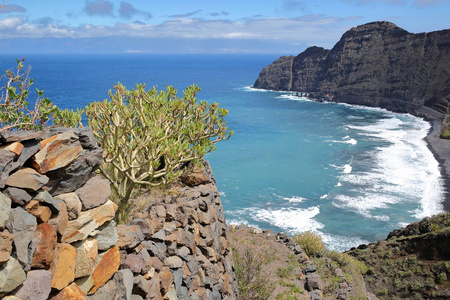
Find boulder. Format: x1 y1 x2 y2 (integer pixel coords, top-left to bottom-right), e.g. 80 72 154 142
5 207 37 266
0 230 13 263
74 238 98 278
116 225 144 250
50 243 77 290
52 282 87 300
75 176 111 210
2 187 31 206
5 167 49 191
0 192 12 230
92 221 119 251
15 270 52 300
31 223 57 268
77 245 120 295
31 131 83 174
43 148 103 195
0 257 26 294
54 192 82 220
62 200 117 243
123 254 145 274
181 164 210 187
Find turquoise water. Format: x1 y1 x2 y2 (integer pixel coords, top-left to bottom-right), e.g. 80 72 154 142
0 54 444 251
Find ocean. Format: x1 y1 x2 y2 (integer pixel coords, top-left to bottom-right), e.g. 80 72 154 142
1 53 445 251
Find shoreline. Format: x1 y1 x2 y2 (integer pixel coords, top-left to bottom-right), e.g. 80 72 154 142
424 119 450 212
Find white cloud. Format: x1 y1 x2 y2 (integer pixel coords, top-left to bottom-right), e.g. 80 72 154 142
0 15 357 48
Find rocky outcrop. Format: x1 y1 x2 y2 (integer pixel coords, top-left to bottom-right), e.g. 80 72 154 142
0 128 238 299
347 212 450 299
254 21 450 115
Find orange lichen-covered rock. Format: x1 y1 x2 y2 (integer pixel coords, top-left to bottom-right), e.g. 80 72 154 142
62 200 117 243
32 131 83 174
50 243 77 290
31 223 57 268
0 141 24 156
77 245 120 294
52 282 87 300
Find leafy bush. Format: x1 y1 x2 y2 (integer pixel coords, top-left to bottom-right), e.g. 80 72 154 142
0 59 82 132
293 231 325 257
85 83 232 220
233 246 274 300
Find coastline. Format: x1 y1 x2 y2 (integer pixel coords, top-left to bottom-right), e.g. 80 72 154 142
424 119 450 212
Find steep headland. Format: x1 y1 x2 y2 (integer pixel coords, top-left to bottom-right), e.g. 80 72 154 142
254 21 450 116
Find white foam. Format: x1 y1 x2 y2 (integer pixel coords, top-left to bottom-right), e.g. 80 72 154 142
342 164 352 174
321 233 370 252
249 206 323 234
328 136 358 145
320 194 328 200
336 113 444 219
282 196 307 203
276 94 309 102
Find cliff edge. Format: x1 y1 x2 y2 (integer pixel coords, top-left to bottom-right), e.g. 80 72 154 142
254 21 450 116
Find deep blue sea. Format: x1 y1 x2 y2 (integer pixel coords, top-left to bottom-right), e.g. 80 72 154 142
1 53 445 251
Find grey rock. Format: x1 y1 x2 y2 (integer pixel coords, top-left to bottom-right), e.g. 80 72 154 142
187 257 200 275
0 193 12 230
93 221 119 251
132 275 152 299
128 218 151 238
17 140 41 167
88 269 133 300
5 167 49 191
54 192 82 220
177 286 190 300
177 246 190 261
0 131 45 143
172 268 183 289
131 295 144 300
75 176 111 210
123 254 145 274
6 207 37 266
34 191 61 213
165 256 183 269
151 229 166 241
0 257 26 294
0 150 17 188
14 270 52 300
43 147 103 195
305 264 317 273
2 187 31 206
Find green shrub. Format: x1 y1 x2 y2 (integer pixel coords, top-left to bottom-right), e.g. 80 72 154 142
85 83 232 220
293 231 325 257
233 246 274 300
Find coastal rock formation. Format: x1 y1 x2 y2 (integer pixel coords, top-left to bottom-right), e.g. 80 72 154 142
347 212 450 299
254 21 450 115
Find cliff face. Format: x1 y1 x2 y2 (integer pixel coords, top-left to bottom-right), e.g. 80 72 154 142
254 21 450 115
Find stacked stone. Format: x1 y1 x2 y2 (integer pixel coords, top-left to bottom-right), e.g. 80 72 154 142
276 232 324 300
0 128 121 299
117 161 238 299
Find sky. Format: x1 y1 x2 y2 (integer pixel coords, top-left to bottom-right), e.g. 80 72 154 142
0 0 449 54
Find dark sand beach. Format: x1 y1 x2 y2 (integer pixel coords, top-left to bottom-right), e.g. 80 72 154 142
425 119 450 211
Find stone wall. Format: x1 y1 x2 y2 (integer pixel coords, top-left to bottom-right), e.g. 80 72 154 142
0 128 237 300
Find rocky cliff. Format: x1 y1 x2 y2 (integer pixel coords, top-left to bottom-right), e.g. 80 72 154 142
0 128 237 300
254 21 450 115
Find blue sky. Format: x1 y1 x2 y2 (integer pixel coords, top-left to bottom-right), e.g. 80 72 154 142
0 0 449 53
